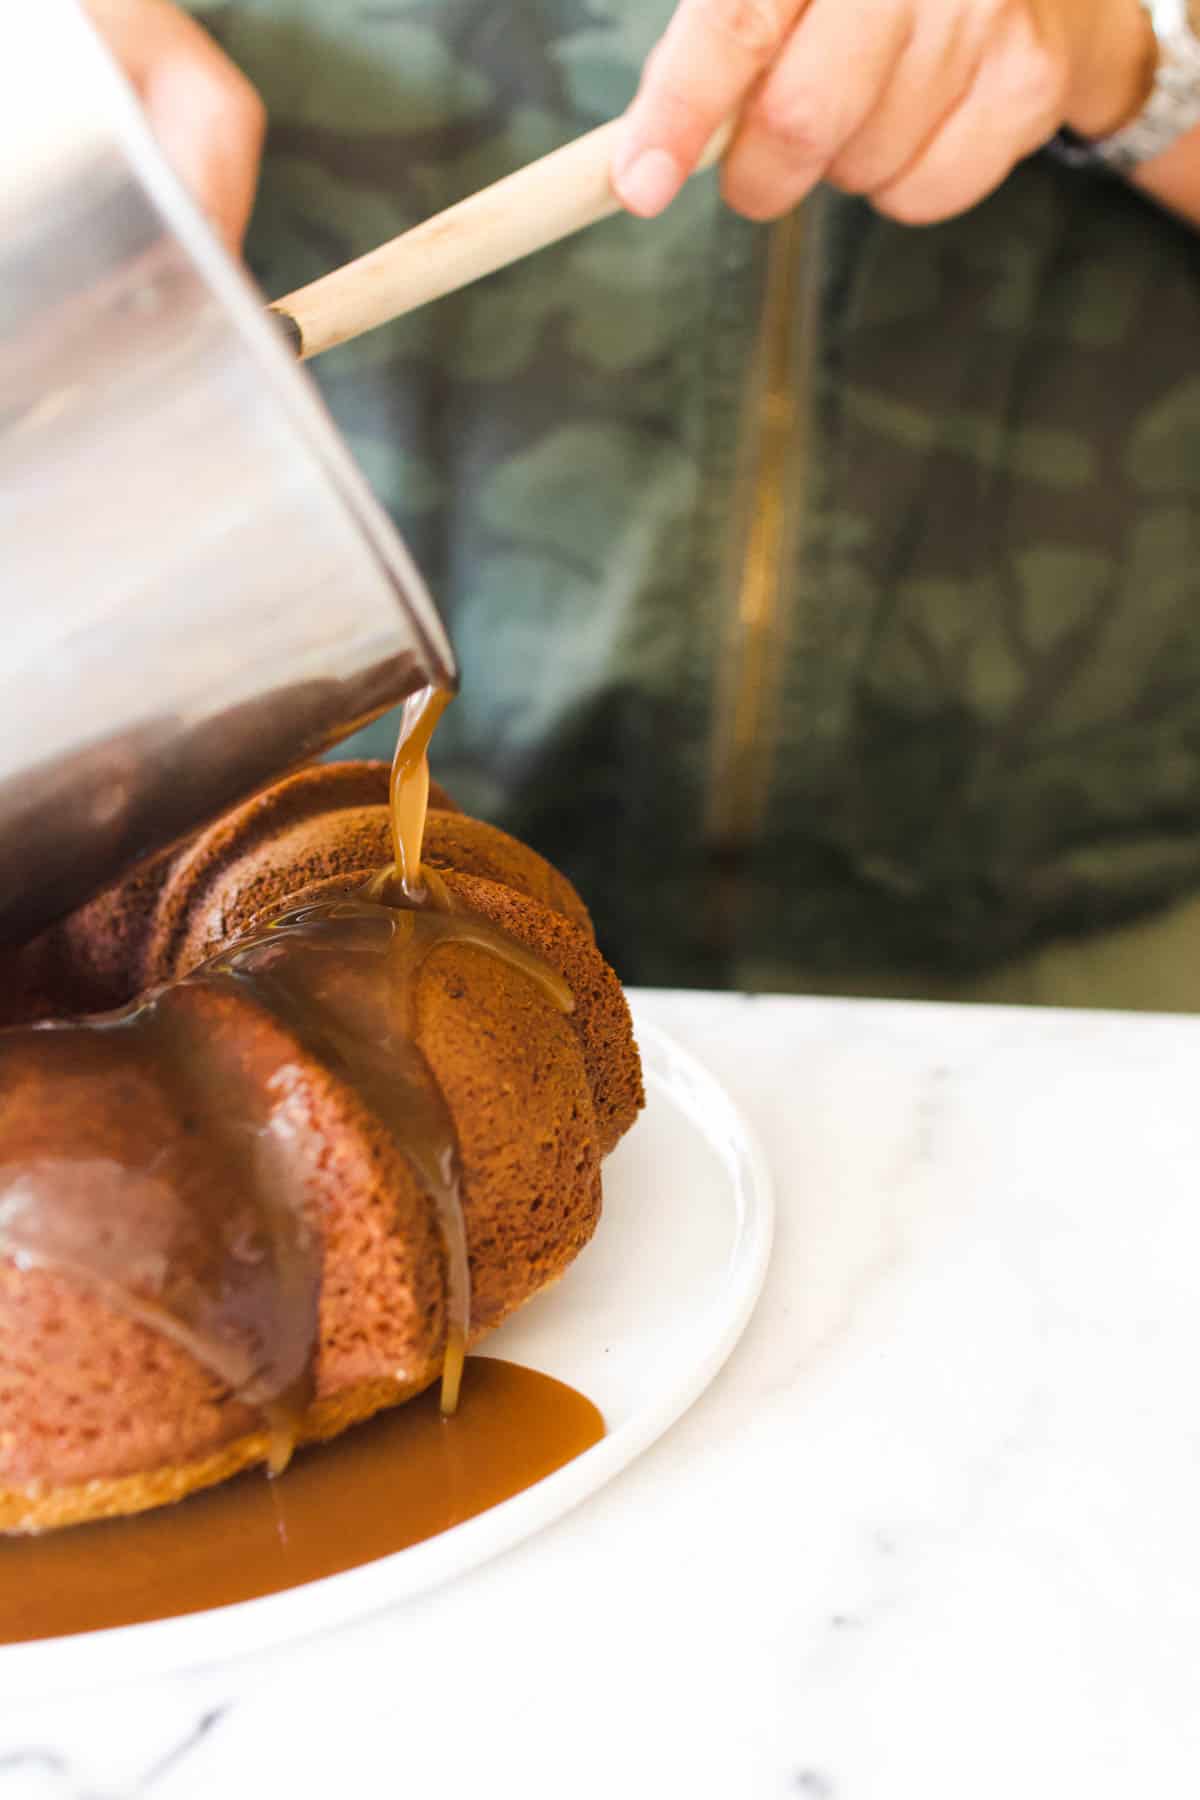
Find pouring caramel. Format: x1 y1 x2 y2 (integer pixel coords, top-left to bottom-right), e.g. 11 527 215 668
382 683 452 898
359 681 571 1413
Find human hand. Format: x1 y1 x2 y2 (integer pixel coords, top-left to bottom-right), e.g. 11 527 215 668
613 0 1157 224
83 0 266 250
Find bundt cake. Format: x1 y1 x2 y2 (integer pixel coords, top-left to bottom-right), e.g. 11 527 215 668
0 758 643 1535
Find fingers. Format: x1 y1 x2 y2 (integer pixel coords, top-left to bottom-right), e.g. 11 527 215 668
824 4 983 201
613 0 809 216
720 0 912 220
83 0 266 251
874 10 1069 222
147 46 266 252
616 0 1083 229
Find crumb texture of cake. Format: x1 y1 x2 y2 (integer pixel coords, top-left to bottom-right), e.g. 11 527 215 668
0 762 643 1535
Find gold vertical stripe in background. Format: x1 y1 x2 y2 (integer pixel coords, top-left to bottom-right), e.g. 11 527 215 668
706 204 816 851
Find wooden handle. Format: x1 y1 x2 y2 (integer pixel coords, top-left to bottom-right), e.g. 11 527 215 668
271 118 732 361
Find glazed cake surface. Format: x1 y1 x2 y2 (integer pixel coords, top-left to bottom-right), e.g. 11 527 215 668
0 763 643 1533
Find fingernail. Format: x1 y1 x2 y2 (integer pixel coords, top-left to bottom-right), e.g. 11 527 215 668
614 147 682 217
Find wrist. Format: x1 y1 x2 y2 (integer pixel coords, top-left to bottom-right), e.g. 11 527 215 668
1064 0 1158 139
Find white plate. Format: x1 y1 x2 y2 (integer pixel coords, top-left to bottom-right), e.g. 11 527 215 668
1 1006 774 1695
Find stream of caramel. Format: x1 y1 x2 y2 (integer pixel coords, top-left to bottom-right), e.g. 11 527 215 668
385 683 451 897
363 681 571 1411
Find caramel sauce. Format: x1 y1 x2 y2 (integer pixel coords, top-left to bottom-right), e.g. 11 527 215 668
382 683 452 898
356 680 571 1410
209 887 571 1423
0 1357 603 1646
0 680 603 1584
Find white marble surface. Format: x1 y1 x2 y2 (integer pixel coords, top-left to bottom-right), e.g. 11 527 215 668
3 989 1200 1798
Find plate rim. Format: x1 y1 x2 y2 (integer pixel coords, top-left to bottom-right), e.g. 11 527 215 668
0 1005 774 1695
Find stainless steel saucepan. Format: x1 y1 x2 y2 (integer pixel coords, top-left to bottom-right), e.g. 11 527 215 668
0 0 456 949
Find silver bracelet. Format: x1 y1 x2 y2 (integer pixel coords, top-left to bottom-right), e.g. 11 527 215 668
1049 0 1200 174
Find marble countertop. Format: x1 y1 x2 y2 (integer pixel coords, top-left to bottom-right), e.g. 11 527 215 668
3 989 1199 1798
